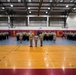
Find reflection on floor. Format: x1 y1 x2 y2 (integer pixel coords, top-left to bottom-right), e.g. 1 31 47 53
0 37 76 45
0 45 76 75
0 37 76 75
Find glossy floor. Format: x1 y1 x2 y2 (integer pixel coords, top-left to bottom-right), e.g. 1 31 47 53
0 37 76 75
0 45 76 69
0 37 76 45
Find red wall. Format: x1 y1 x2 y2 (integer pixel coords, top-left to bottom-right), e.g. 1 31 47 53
0 30 76 37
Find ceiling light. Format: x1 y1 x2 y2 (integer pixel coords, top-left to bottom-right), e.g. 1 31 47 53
28 0 31 2
49 0 52 2
2 7 5 9
18 0 21 2
10 4 13 7
48 7 50 9
28 7 30 9
70 0 73 2
46 12 48 13
73 8 76 10
29 11 31 13
66 5 69 8
60 0 63 2
7 0 10 2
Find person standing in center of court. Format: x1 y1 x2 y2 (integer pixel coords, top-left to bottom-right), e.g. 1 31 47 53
39 33 43 47
34 35 38 47
29 31 34 47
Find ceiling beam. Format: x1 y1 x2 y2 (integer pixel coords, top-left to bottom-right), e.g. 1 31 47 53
38 0 43 16
1 9 67 10
23 0 29 15
0 6 74 7
67 3 76 15
48 0 57 15
0 15 68 17
0 1 16 15
0 1 9 15
2 2 76 4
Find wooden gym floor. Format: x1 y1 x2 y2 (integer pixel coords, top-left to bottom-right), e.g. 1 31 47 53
0 37 76 75
0 45 76 69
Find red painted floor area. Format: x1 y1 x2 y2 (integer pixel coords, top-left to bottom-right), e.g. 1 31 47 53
0 69 76 75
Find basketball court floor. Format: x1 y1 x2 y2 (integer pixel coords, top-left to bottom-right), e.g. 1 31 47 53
0 0 76 75
0 37 76 75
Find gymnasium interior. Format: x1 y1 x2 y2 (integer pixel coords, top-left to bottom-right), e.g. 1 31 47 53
0 0 76 75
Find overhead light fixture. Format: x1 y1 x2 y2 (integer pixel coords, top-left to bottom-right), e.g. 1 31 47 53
7 0 10 2
2 7 5 9
10 4 13 7
28 0 31 2
66 5 69 8
18 0 21 2
70 0 73 2
28 7 30 9
49 0 52 2
48 7 50 9
29 11 31 13
73 8 76 10
60 0 63 2
46 12 48 13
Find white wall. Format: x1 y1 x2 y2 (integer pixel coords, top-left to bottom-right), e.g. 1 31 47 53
0 27 76 30
0 21 8 27
29 17 47 27
29 21 47 27
0 14 76 30
50 21 64 27
67 13 76 28
13 21 26 26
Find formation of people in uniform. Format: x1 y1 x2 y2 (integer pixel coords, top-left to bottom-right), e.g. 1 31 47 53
0 31 76 46
62 32 76 40
0 32 9 40
42 32 56 41
29 31 44 47
16 31 56 47
16 32 29 41
29 31 34 47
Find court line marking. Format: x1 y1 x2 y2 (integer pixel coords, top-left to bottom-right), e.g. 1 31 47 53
47 55 55 68
44 46 55 68
0 45 21 61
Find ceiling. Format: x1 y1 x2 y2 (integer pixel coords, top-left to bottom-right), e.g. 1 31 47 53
0 0 76 16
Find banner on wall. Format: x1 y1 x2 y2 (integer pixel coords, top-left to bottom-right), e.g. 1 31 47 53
13 31 16 37
57 31 63 37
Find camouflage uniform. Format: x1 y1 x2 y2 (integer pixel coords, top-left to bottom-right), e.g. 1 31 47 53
19 33 23 43
29 32 33 47
39 34 43 46
34 35 38 47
